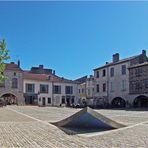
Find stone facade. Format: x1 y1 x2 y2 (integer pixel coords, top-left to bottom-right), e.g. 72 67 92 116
94 50 148 107
129 62 148 95
1 50 148 108
77 75 95 106
128 62 148 107
0 62 25 105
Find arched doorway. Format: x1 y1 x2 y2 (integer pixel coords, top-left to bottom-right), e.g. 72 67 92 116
1 93 17 105
133 95 148 108
111 97 126 108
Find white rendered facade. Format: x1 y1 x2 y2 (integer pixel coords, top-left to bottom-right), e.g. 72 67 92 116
23 78 78 106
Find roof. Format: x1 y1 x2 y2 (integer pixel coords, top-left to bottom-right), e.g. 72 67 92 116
23 71 78 84
5 63 23 72
128 62 148 69
94 55 139 71
74 76 88 84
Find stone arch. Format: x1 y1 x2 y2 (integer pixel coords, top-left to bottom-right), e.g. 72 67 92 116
133 95 148 108
0 93 18 105
111 97 126 108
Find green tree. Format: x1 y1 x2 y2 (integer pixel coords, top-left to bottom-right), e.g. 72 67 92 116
0 39 10 84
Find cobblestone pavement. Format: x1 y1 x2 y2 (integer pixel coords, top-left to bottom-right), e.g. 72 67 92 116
0 106 148 147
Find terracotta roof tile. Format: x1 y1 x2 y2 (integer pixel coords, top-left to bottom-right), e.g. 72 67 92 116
5 63 23 72
23 71 77 84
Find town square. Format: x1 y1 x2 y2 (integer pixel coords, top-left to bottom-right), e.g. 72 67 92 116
0 106 148 147
0 1 148 147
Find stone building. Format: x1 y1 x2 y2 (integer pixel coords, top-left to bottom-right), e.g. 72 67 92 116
94 50 148 108
24 65 78 106
129 62 148 107
0 61 25 105
76 75 95 106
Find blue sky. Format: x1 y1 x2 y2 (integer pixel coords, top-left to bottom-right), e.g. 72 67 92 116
0 1 148 80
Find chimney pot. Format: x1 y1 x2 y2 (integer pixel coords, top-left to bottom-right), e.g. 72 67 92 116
39 65 44 69
113 53 120 63
142 50 146 56
17 60 20 67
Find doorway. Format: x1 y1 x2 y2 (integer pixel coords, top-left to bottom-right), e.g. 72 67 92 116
42 97 46 106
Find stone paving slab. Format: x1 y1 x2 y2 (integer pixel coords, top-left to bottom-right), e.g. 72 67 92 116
89 124 148 147
0 122 98 148
8 106 80 122
0 106 148 147
110 116 148 125
8 106 148 125
0 119 148 147
0 107 35 122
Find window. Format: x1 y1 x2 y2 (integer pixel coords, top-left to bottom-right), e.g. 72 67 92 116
145 80 148 88
82 88 84 94
122 80 126 91
110 67 114 77
12 78 18 88
62 96 65 104
102 69 106 77
96 71 99 78
79 89 81 94
110 82 114 92
88 89 90 95
14 72 16 76
96 84 99 92
53 85 61 94
39 98 41 102
71 96 75 104
48 97 51 104
135 68 142 77
130 83 135 92
40 84 48 93
103 83 106 92
121 65 126 75
135 82 142 90
65 86 73 94
26 83 35 93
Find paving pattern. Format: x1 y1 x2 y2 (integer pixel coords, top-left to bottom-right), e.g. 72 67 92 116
0 106 148 147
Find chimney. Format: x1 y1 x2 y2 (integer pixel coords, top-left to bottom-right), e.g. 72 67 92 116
39 65 44 69
10 62 15 64
53 70 55 75
113 53 119 63
142 50 146 56
90 75 93 78
17 60 20 68
106 62 109 64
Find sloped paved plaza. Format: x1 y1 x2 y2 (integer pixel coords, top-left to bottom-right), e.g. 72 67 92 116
0 106 148 147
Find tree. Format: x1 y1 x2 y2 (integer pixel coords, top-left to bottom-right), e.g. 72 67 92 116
0 39 10 84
